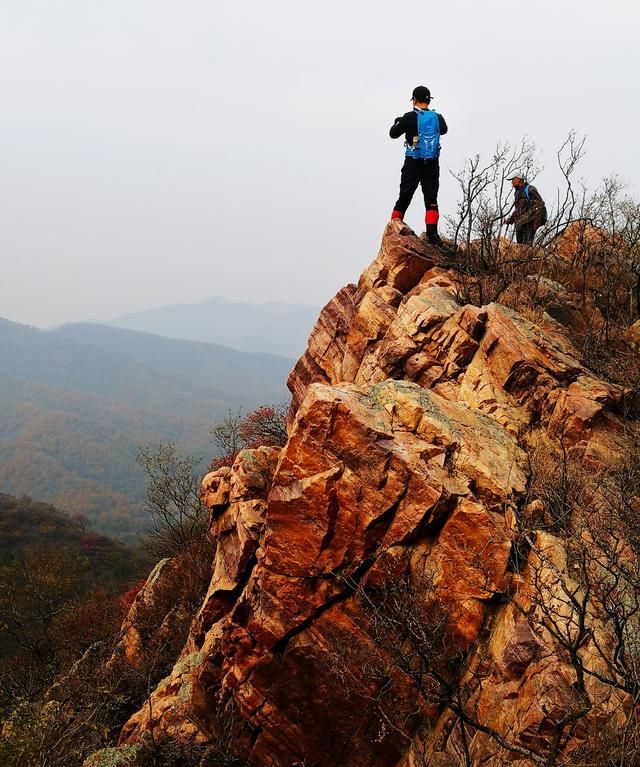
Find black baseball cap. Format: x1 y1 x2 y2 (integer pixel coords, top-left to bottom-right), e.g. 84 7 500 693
411 86 432 102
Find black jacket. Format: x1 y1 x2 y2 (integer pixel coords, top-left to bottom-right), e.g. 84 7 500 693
389 109 448 146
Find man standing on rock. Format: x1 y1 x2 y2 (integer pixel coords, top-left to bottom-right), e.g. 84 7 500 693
389 85 448 246
505 175 547 244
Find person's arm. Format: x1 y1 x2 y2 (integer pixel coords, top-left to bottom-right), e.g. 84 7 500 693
437 113 448 135
506 193 523 225
504 202 516 225
389 112 412 139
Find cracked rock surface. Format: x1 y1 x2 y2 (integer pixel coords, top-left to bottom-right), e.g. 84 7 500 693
89 222 632 767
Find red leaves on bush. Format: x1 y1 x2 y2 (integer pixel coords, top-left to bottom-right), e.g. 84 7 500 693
208 404 287 473
120 580 146 613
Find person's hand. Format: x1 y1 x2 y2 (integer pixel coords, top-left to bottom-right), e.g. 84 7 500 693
394 116 402 124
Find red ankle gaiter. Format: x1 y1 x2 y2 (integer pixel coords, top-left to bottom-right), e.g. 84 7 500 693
425 209 440 225
391 210 404 220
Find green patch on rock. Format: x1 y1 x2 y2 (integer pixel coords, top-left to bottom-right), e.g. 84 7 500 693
84 743 144 767
172 651 205 678
178 680 193 701
368 380 457 432
238 449 258 466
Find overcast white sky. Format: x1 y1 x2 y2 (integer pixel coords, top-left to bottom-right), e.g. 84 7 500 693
1 0 639 328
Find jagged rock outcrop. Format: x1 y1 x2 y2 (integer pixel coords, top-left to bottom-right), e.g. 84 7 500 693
86 222 637 767
103 553 199 682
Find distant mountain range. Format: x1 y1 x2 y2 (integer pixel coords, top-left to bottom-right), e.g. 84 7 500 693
100 296 320 358
0 318 292 541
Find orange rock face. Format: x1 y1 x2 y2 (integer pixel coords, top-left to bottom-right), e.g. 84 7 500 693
626 318 640 353
92 221 635 767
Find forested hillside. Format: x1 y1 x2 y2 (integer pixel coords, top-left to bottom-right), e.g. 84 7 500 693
0 493 146 744
0 319 291 540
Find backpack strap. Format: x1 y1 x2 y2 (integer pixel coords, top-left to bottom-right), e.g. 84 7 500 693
523 184 530 201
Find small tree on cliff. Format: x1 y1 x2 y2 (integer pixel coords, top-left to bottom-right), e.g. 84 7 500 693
136 443 210 577
209 403 288 471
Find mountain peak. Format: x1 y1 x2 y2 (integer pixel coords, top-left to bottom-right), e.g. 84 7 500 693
104 296 321 358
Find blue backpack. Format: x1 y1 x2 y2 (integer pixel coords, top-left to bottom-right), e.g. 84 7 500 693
406 109 441 160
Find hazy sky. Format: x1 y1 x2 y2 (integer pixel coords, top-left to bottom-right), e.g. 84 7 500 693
1 0 639 328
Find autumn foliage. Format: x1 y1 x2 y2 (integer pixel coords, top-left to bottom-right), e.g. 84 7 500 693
209 403 288 471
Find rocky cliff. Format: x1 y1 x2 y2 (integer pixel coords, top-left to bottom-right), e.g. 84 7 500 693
86 222 640 767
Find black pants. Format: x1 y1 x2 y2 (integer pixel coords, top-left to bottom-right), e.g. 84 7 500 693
394 157 440 214
516 223 537 244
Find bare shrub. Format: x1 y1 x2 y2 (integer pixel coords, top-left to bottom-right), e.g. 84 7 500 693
209 403 288 471
523 431 594 534
136 443 211 582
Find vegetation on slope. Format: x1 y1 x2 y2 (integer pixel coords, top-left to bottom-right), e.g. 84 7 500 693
0 320 292 539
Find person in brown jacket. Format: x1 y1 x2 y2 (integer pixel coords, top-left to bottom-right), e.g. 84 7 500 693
505 175 547 244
